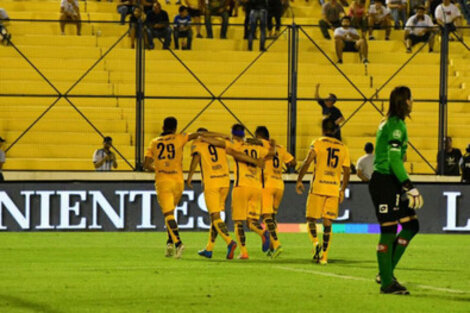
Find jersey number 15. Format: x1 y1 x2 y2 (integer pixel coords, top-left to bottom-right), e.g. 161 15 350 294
326 147 339 168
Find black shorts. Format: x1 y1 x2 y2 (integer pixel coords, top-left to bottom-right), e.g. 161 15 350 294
368 171 416 224
188 8 202 17
407 33 430 46
343 41 358 52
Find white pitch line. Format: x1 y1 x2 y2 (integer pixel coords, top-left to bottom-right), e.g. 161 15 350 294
274 266 467 295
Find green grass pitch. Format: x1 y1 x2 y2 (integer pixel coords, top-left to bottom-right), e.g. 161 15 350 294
1 232 469 313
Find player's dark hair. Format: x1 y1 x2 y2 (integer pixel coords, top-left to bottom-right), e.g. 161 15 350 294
231 124 245 138
322 118 336 134
163 117 178 132
255 126 270 139
387 86 411 120
197 127 208 132
179 5 187 13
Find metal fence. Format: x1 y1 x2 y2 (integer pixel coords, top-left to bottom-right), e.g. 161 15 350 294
1 17 469 173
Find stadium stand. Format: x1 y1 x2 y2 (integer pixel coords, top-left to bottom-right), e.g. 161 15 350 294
0 0 469 173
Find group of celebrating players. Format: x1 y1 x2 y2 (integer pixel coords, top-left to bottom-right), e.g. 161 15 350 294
143 86 424 295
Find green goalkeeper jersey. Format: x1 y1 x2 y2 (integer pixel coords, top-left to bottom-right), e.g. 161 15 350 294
374 116 409 183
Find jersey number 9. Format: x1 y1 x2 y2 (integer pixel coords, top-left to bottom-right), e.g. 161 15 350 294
208 144 218 162
326 147 339 168
157 143 175 160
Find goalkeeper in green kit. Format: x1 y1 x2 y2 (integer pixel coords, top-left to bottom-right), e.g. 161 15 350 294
368 86 424 295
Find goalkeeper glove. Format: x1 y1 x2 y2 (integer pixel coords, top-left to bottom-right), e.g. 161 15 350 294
402 180 424 210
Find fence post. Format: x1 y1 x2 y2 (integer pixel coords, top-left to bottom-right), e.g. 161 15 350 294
287 23 299 162
437 27 449 175
135 14 145 171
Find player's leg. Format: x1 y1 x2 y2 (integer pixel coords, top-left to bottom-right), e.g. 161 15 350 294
369 172 409 294
247 188 270 252
392 216 419 270
156 182 182 257
199 188 221 256
262 188 281 255
377 223 399 289
232 187 249 258
171 181 185 258
319 218 333 265
199 223 218 259
211 187 237 259
306 193 323 260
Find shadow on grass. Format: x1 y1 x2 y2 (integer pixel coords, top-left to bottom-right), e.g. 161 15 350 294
412 293 470 302
184 257 377 266
0 294 63 313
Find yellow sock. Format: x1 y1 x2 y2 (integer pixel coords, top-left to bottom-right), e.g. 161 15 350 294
164 214 181 245
264 217 280 249
307 221 318 247
248 219 265 237
206 223 218 251
235 222 248 255
213 218 232 245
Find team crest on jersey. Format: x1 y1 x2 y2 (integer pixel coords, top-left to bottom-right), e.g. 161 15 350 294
392 129 402 139
379 204 388 214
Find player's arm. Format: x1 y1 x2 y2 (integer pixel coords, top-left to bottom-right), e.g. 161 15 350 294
296 149 316 194
227 148 264 168
265 139 276 158
109 152 118 169
340 166 351 203
202 131 231 140
200 136 226 148
186 153 200 189
388 139 423 209
143 156 155 172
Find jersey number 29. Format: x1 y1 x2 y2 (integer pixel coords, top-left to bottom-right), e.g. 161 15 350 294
157 143 175 160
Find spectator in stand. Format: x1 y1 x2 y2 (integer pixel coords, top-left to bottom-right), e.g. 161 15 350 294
242 0 252 39
204 0 230 39
315 83 345 141
387 0 408 29
404 5 435 53
93 137 118 171
348 0 368 37
129 6 145 49
146 2 172 49
437 136 462 176
319 0 345 39
117 0 136 25
174 6 193 49
184 0 204 38
356 142 374 182
267 0 283 38
143 0 156 13
368 0 392 40
0 8 11 46
334 16 369 64
435 0 463 40
460 144 470 184
247 0 268 51
0 137 5 181
60 0 81 35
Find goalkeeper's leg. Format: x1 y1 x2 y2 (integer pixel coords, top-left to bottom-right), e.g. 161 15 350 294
392 217 419 270
377 224 398 289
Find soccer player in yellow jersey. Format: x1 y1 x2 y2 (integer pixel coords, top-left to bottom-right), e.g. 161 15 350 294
202 124 274 259
187 128 262 259
296 119 351 264
143 117 201 259
255 126 296 258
